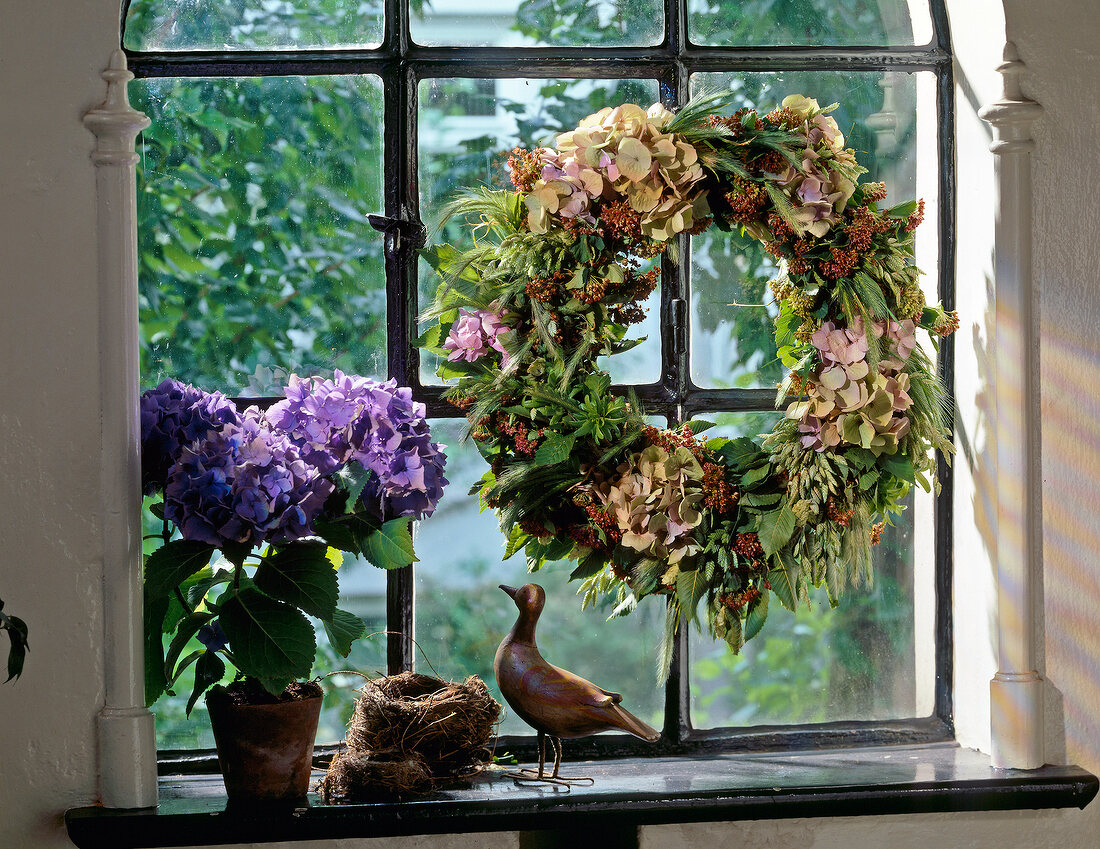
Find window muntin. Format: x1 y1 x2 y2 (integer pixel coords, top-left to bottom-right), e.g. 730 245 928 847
126 0 953 756
687 0 934 47
410 0 665 48
133 74 387 393
123 0 385 51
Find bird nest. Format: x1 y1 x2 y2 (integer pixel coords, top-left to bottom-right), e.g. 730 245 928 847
319 671 502 802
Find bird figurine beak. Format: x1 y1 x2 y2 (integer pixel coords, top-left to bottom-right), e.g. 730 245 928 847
499 584 519 599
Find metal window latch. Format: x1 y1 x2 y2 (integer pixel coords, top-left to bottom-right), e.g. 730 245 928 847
367 214 428 257
670 297 687 353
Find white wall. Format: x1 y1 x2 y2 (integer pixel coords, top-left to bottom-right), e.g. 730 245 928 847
1 1 1098 847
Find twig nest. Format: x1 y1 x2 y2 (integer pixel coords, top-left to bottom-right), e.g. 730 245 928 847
319 749 434 802
319 672 501 803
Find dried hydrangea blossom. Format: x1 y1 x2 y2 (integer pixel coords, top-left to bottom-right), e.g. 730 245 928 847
525 101 709 242
602 445 704 567
788 317 915 455
442 308 512 365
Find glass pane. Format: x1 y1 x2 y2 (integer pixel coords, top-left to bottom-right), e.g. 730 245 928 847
689 494 923 727
418 77 663 386
690 70 939 389
686 412 934 727
413 419 666 737
134 76 386 395
696 411 784 444
411 0 663 47
124 0 384 51
687 0 933 46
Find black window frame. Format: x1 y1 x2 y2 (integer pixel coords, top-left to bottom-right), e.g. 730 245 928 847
125 0 956 765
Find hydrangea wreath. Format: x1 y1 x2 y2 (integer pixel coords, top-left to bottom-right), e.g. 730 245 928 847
419 93 958 670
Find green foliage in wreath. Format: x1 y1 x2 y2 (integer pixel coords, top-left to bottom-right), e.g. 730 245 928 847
418 92 958 672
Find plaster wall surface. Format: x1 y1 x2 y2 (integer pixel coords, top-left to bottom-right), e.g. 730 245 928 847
0 0 1097 847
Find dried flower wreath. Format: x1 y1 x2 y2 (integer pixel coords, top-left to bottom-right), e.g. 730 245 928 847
419 93 957 670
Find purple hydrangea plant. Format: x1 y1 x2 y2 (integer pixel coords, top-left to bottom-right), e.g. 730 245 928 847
140 379 240 494
142 372 449 708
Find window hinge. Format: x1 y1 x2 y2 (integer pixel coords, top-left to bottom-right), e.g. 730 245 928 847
368 214 427 256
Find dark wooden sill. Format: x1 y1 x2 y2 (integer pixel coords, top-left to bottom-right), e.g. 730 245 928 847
65 743 1098 849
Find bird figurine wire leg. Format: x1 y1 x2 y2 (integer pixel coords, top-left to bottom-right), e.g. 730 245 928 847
494 583 660 787
506 730 595 786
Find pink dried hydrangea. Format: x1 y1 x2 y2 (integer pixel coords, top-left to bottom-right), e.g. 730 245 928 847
811 318 870 370
874 318 918 365
443 308 512 365
789 317 918 456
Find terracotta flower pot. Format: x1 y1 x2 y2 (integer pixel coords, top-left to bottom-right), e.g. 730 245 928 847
206 683 323 807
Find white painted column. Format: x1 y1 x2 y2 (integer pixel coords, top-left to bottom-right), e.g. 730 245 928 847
82 50 158 808
978 43 1045 770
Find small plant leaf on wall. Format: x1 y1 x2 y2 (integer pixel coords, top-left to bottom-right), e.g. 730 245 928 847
0 597 29 683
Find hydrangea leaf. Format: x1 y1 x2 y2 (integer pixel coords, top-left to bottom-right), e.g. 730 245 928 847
335 460 372 513
886 199 918 219
167 650 203 690
322 608 366 658
768 555 798 611
825 559 844 608
144 594 169 705
163 610 215 687
684 419 717 435
740 464 771 490
186 650 225 716
144 540 216 601
218 588 316 692
361 517 417 571
712 436 766 471
569 551 605 581
254 541 338 621
503 525 530 561
313 511 382 556
675 568 709 625
743 590 769 642
722 609 744 653
534 432 575 466
758 503 797 557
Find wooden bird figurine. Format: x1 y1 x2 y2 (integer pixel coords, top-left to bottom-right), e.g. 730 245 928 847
494 583 660 784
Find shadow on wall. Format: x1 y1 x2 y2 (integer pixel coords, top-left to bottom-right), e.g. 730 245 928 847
1036 323 1100 768
957 270 1068 764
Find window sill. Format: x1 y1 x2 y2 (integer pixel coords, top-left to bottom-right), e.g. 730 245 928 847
65 743 1098 849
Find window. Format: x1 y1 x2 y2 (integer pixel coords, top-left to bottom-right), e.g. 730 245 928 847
125 0 954 759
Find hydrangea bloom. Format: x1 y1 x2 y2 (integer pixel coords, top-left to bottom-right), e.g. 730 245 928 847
268 372 448 520
526 102 708 241
874 318 918 366
443 309 512 365
788 317 916 455
811 319 870 371
164 409 333 547
774 95 860 236
140 379 240 495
